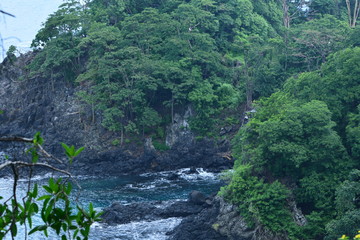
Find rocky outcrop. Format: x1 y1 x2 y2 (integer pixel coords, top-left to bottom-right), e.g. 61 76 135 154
165 108 194 148
102 189 258 240
102 190 212 225
168 196 255 240
0 55 233 176
213 197 254 240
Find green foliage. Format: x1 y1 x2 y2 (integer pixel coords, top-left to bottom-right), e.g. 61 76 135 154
220 165 298 237
111 139 121 146
286 15 349 72
227 41 360 239
152 140 170 152
346 105 360 161
6 45 17 63
0 132 100 239
284 47 360 141
27 178 101 240
325 170 360 239
61 142 85 164
28 0 285 136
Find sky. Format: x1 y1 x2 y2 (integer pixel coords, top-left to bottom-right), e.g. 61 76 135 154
0 0 63 60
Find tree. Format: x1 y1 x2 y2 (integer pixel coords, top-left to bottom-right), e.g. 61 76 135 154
230 93 352 237
286 15 349 72
283 47 360 136
29 0 85 82
346 105 360 162
345 0 360 27
325 170 360 239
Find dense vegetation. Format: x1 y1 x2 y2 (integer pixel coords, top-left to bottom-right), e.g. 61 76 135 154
221 13 360 240
10 0 360 239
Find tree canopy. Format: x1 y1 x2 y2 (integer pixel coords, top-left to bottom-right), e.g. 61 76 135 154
19 0 360 239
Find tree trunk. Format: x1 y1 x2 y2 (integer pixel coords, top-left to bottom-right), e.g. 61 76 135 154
171 93 174 125
346 0 360 27
91 102 95 124
120 126 124 146
280 0 291 28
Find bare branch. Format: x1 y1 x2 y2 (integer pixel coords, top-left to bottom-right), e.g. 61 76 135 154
0 136 64 164
0 161 72 177
0 136 33 142
0 10 15 18
37 144 64 164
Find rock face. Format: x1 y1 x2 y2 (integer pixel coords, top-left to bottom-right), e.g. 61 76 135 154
214 197 254 240
0 55 233 176
102 200 205 225
168 196 254 240
102 191 256 240
165 108 194 148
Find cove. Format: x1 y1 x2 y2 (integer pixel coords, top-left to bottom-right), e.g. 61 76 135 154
0 168 224 240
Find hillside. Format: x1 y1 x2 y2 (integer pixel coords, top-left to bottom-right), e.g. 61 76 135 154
2 0 360 239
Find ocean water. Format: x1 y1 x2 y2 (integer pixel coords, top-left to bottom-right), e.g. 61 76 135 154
0 168 224 239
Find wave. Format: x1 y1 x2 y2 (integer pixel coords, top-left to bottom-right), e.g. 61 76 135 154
91 217 182 240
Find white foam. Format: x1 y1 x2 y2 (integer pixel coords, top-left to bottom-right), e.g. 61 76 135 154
140 168 219 181
178 168 219 181
91 217 182 240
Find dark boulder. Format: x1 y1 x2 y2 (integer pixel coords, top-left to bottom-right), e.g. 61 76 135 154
188 190 207 205
167 197 225 240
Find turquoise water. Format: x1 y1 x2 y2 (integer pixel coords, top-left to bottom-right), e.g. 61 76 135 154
0 168 224 239
76 168 223 207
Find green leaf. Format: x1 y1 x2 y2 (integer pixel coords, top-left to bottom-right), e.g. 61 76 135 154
74 146 85 157
65 182 72 195
10 223 17 236
29 226 40 235
73 229 79 239
31 203 39 213
33 184 38 198
89 202 94 214
43 185 53 194
37 195 52 201
33 132 44 145
27 215 32 228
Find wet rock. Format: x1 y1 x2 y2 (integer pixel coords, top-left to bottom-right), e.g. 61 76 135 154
214 197 254 240
167 197 225 240
168 173 179 180
168 196 255 240
189 191 207 205
102 202 158 225
102 200 205 225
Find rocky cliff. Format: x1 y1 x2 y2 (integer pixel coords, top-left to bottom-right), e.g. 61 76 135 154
0 54 233 176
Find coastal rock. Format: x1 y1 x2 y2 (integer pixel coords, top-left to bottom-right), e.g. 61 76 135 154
168 196 256 240
214 197 254 240
188 190 208 205
102 200 205 225
168 195 225 240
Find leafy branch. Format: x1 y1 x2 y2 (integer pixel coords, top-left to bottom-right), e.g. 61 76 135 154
0 132 101 240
